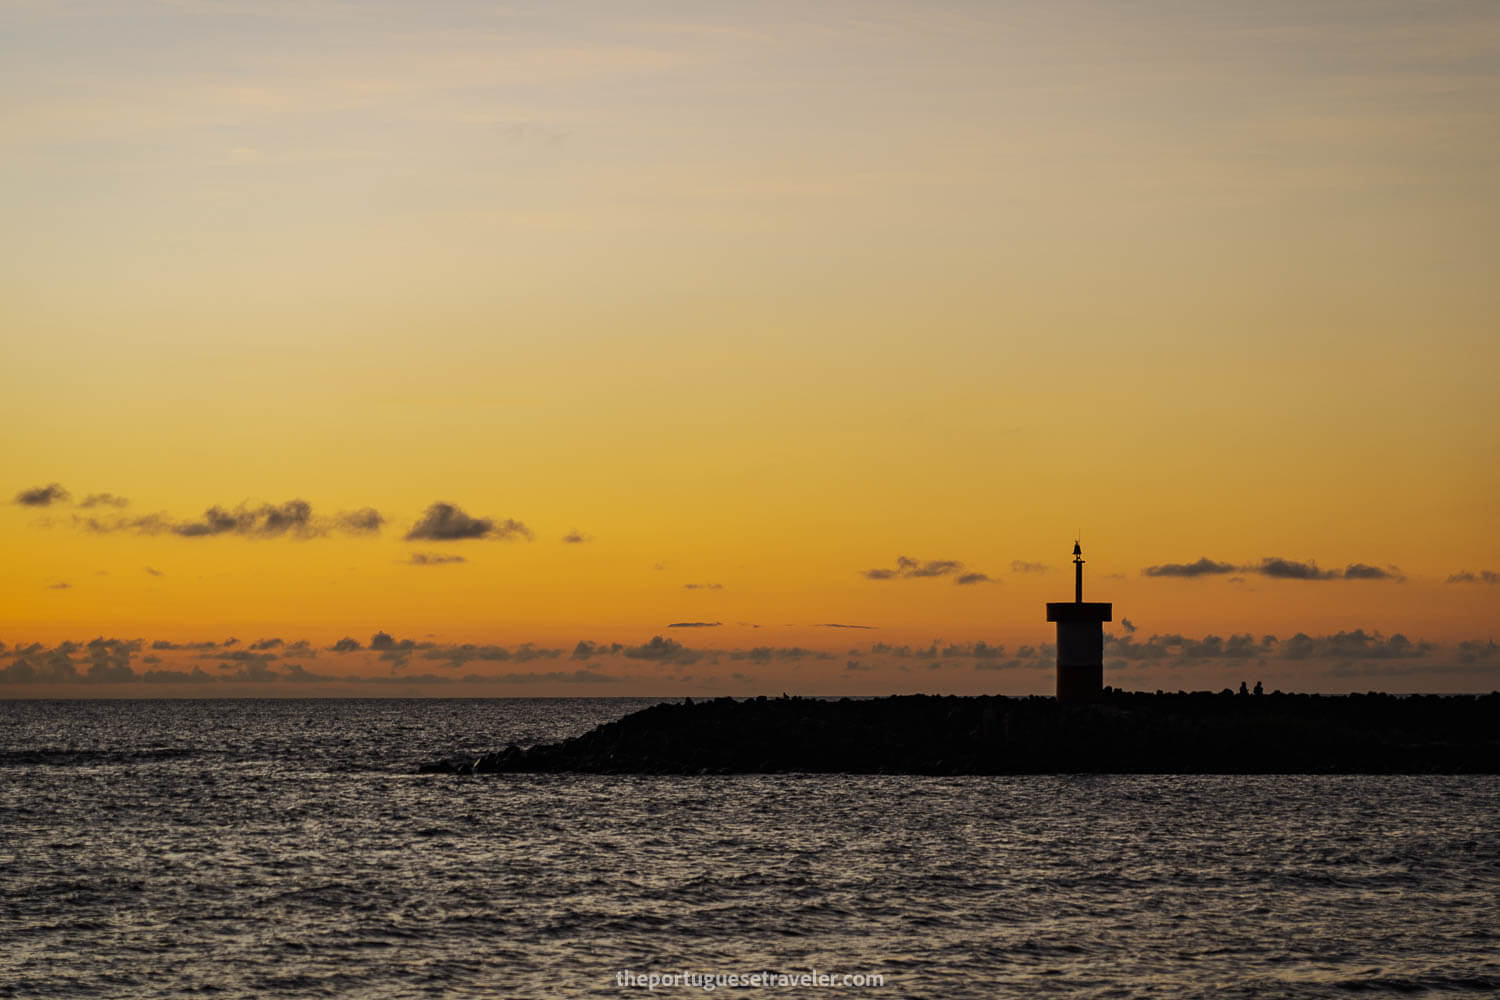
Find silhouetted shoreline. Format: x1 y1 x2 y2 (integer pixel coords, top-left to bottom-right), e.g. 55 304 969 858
419 691 1500 775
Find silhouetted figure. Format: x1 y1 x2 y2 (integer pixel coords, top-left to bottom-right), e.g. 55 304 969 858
1046 541 1112 703
1254 681 1264 696
1240 681 1249 696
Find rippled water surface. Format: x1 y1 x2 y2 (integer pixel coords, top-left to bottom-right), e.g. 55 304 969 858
2 699 1497 998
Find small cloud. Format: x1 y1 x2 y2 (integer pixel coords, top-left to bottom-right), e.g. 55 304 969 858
1256 557 1338 581
622 636 699 663
79 493 129 508
404 502 531 542
144 566 164 577
1343 563 1403 581
845 659 872 672
863 556 971 581
47 582 71 590
15 483 69 506
683 582 723 590
1446 570 1500 585
249 638 283 650
1142 558 1237 578
561 530 591 544
329 637 362 652
816 623 875 629
1121 618 1137 633
406 552 466 565
666 621 720 628
335 508 384 534
955 572 992 585
1010 560 1048 573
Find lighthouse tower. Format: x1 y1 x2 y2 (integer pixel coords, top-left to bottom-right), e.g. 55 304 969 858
1045 541 1112 702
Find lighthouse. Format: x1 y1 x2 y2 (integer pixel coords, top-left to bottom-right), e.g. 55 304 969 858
1045 541 1112 702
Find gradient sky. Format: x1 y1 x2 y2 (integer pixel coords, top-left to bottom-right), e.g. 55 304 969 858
4 0 1497 695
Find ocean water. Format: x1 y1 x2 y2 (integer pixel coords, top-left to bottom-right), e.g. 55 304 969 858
2 699 1497 999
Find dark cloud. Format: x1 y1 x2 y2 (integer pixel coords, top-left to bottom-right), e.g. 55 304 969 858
336 508 384 534
870 641 941 659
329 637 362 653
202 649 278 664
571 640 624 661
1342 563 1403 581
407 552 466 565
728 646 826 664
1281 630 1431 661
404 502 531 542
561 530 590 544
1121 618 1137 633
683 583 723 590
79 493 129 509
47 582 71 590
1446 570 1500 584
816 623 875 629
221 661 280 683
864 556 983 584
1142 558 1237 578
144 566 164 577
143 667 216 684
1010 561 1049 574
1457 639 1499 663
941 641 1007 659
249 638 283 650
1255 558 1338 581
78 500 379 539
466 669 623 685
14 483 69 506
667 621 720 628
845 660 872 672
417 643 562 668
282 663 334 682
152 639 232 651
622 636 700 664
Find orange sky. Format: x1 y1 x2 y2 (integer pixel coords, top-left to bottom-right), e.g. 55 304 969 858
3 1 1497 695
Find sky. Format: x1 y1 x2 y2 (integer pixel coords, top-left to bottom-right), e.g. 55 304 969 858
3 0 1497 696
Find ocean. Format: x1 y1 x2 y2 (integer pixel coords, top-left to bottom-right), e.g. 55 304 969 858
2 698 1497 998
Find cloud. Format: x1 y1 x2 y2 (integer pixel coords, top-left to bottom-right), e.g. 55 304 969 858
1342 563 1403 581
1254 558 1338 580
1010 560 1049 573
14 483 69 506
1281 630 1431 660
1446 570 1500 584
47 582 71 590
845 659 872 672
407 552 466 565
79 493 129 508
468 669 623 685
77 500 380 539
404 502 531 542
144 566 164 577
417 642 562 668
329 637 362 652
816 623 875 629
143 667 216 684
571 640 623 661
335 508 384 534
1121 618 1137 633
683 582 723 590
1141 558 1237 578
667 621 720 628
864 556 984 584
561 530 590 544
249 638 283 650
728 646 827 663
622 635 700 664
